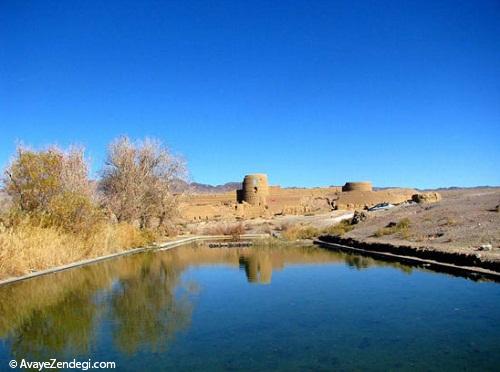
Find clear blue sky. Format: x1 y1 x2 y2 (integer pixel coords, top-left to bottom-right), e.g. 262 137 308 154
1 0 499 188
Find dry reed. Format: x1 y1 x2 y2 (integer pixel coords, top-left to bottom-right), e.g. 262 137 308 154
0 219 154 279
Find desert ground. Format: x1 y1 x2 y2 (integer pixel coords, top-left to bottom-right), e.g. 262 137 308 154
339 188 500 260
185 187 500 263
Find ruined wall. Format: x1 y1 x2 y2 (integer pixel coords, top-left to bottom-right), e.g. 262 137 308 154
342 181 373 192
186 191 236 205
180 176 418 221
335 188 415 210
181 186 417 220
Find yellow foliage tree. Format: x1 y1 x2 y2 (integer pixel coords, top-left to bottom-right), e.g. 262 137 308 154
2 146 101 233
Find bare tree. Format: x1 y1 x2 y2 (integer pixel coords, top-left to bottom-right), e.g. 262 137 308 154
60 145 94 197
99 137 186 229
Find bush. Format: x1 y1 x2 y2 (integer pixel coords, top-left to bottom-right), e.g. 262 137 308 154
46 192 104 234
2 146 98 234
374 218 411 238
205 222 246 238
282 225 320 240
281 219 357 241
323 219 354 236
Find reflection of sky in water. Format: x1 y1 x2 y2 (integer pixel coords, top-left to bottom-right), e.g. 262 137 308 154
0 243 499 371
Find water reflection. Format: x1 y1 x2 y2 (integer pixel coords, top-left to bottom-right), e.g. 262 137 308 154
0 253 194 359
0 242 485 361
239 254 273 284
0 264 115 361
8 285 97 360
110 255 193 354
235 244 414 284
343 253 413 273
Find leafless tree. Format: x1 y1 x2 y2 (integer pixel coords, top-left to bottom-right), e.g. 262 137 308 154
60 145 94 197
99 137 186 229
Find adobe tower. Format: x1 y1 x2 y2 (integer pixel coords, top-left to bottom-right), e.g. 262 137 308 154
237 174 269 206
342 181 373 192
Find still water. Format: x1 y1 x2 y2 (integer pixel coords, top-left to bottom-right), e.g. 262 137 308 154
0 242 499 371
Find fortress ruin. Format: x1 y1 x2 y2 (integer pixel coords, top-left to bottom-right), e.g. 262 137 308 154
180 174 416 221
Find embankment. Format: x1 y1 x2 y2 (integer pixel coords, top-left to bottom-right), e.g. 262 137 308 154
316 235 500 278
0 234 269 286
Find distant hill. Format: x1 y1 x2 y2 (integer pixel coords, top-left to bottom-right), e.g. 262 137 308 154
172 180 242 194
189 182 241 193
430 186 499 191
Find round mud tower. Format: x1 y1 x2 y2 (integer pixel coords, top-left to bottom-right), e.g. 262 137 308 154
342 181 373 192
241 174 269 206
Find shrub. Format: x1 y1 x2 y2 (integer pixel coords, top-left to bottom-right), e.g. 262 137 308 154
205 222 246 238
2 146 99 234
374 218 411 238
323 219 354 236
439 217 457 226
281 219 356 241
46 191 104 234
282 224 320 240
3 148 63 212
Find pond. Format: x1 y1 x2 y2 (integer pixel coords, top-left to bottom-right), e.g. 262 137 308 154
0 242 499 371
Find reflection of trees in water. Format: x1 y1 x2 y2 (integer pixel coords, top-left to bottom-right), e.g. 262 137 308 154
0 242 420 359
343 253 413 274
9 289 97 360
0 264 119 360
0 266 114 340
0 254 195 359
110 255 193 354
344 255 371 270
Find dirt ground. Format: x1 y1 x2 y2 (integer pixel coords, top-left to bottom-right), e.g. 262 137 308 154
188 187 500 261
337 188 500 261
186 210 354 235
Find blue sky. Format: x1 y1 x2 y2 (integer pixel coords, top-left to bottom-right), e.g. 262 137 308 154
1 0 499 188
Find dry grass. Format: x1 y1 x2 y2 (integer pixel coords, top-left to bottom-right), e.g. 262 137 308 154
204 222 246 238
322 219 355 236
374 218 411 239
439 216 458 226
281 225 320 240
0 220 155 279
281 219 355 241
